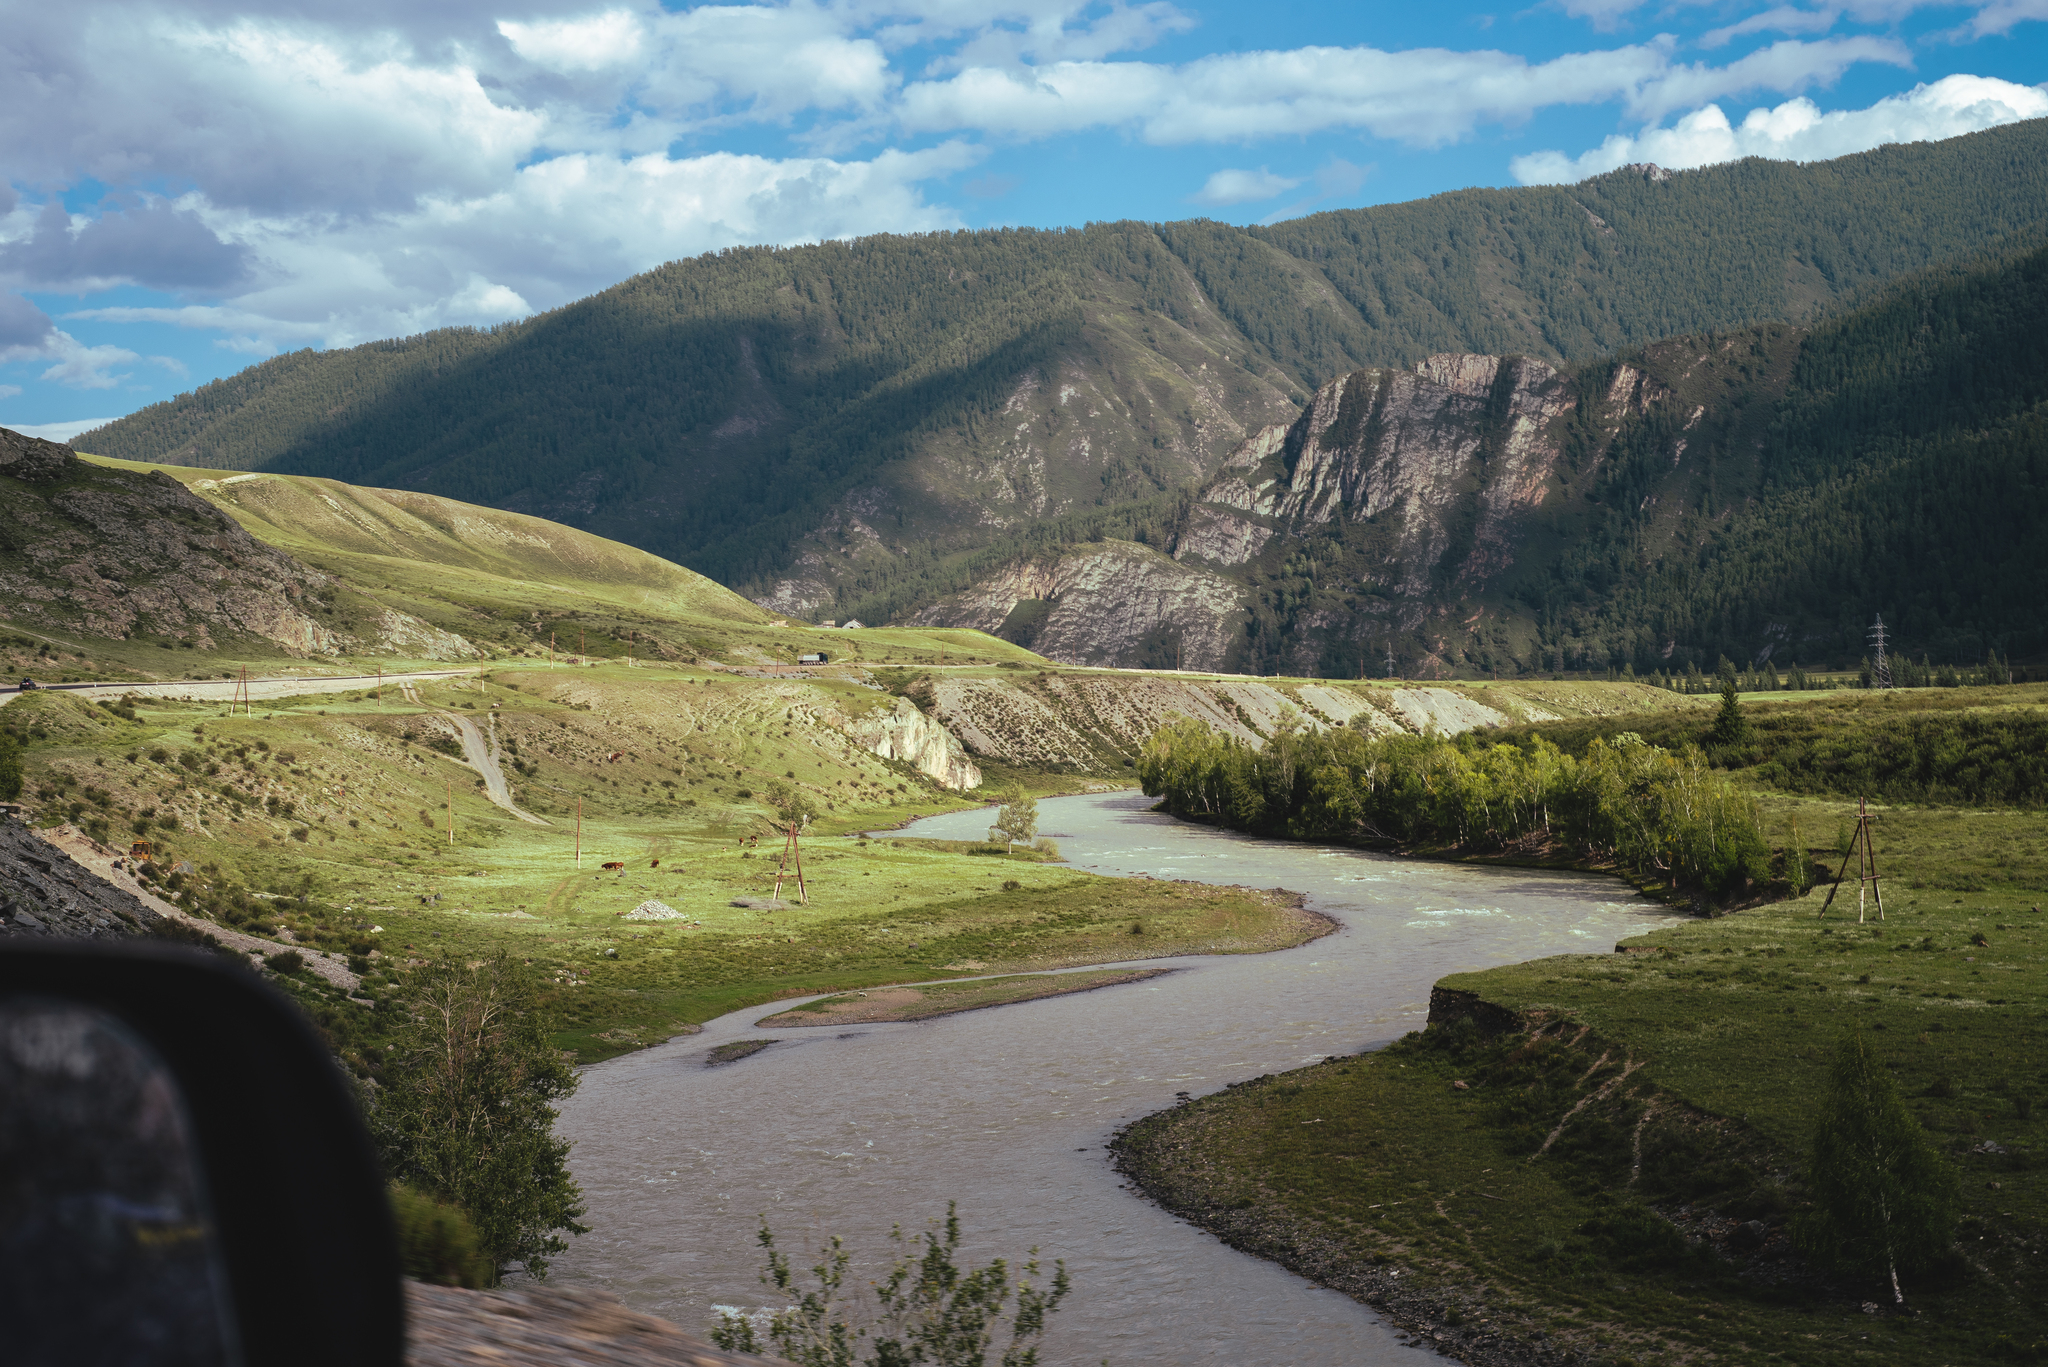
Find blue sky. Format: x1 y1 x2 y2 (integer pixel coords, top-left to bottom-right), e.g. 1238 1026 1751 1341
3 0 2044 439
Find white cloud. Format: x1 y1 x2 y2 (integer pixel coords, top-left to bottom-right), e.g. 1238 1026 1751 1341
1703 7 1842 49
897 43 1676 146
0 385 21 399
1956 0 2048 35
62 142 981 349
5 417 123 442
38 334 140 390
1625 37 1911 121
1191 167 1303 205
894 35 1911 146
498 10 645 70
1511 73 2048 183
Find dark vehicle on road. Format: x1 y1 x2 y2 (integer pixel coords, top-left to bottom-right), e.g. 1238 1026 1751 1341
16 678 38 691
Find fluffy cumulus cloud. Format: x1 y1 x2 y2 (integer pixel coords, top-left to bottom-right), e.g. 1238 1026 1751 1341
0 0 2043 393
1512 74 2048 182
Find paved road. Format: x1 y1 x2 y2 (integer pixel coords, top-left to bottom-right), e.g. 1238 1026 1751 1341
0 668 479 707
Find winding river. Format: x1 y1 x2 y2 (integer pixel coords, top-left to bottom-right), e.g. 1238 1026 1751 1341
552 792 1673 1365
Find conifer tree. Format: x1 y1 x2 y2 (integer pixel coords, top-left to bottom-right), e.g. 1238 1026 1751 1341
1799 1031 1958 1303
1707 680 1750 749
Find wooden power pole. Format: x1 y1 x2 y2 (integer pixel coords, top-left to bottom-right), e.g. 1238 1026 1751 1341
1819 796 1886 923
771 821 809 906
447 780 454 846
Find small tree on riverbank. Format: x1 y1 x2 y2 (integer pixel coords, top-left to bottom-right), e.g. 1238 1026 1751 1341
1797 1030 1958 1303
991 786 1037 854
375 953 588 1281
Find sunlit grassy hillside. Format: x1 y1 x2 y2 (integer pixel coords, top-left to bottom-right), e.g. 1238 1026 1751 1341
73 453 1042 672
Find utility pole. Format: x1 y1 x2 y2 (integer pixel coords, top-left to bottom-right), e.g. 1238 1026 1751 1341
575 797 582 866
231 665 250 715
1819 796 1886 923
375 666 382 701
1867 614 1893 690
446 779 454 846
772 819 810 906
549 631 555 664
580 628 585 665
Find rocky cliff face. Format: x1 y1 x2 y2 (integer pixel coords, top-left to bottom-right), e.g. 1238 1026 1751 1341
0 429 476 660
1197 354 1578 604
894 348 1701 677
910 539 1246 671
844 696 982 790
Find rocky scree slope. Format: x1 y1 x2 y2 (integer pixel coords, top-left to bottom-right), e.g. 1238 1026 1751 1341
909 672 1694 771
0 811 165 940
0 429 473 661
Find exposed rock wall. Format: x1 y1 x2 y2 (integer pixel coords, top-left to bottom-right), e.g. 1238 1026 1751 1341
843 696 982 790
1207 354 1577 603
912 540 1246 670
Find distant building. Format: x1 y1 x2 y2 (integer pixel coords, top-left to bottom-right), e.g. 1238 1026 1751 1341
798 652 829 665
840 619 865 630
820 620 837 628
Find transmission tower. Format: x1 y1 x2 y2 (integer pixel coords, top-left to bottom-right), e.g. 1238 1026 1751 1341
1384 640 1396 680
1867 614 1894 690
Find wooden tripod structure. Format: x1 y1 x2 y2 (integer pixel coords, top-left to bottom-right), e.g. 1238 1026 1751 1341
771 821 809 906
1819 795 1885 923
230 664 251 715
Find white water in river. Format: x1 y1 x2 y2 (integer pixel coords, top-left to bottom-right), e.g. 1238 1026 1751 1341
552 792 1672 1365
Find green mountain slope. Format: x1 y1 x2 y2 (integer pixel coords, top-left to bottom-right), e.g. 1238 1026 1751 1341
78 122 2048 621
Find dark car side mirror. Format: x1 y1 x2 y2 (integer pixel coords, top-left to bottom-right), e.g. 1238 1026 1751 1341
0 941 402 1367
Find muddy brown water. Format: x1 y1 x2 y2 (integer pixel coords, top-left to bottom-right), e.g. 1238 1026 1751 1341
552 792 1672 1365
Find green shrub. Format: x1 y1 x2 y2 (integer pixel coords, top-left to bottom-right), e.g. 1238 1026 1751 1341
265 950 305 975
389 1184 494 1288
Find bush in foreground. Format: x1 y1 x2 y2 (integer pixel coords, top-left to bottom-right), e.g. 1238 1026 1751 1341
713 1203 1070 1367
390 1184 494 1288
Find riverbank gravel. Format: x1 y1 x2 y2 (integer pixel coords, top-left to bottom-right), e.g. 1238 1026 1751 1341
405 1281 791 1367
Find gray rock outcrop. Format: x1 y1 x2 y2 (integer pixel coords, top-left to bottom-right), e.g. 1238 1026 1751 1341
911 540 1246 671
845 696 982 790
0 813 164 940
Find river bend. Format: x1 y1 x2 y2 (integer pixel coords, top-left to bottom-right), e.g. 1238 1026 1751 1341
552 792 1670 1365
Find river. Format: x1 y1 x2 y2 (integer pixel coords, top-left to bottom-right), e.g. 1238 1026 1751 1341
552 791 1672 1365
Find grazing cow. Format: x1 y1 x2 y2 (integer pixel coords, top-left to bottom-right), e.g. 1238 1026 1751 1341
601 861 625 871
649 858 661 868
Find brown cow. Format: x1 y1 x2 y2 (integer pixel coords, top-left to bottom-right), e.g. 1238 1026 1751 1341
601 861 625 871
649 858 661 869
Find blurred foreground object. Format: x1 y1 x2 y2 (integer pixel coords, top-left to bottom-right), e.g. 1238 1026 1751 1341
0 942 402 1367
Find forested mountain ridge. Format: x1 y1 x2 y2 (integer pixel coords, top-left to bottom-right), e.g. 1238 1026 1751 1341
921 229 2048 678
77 120 2048 630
